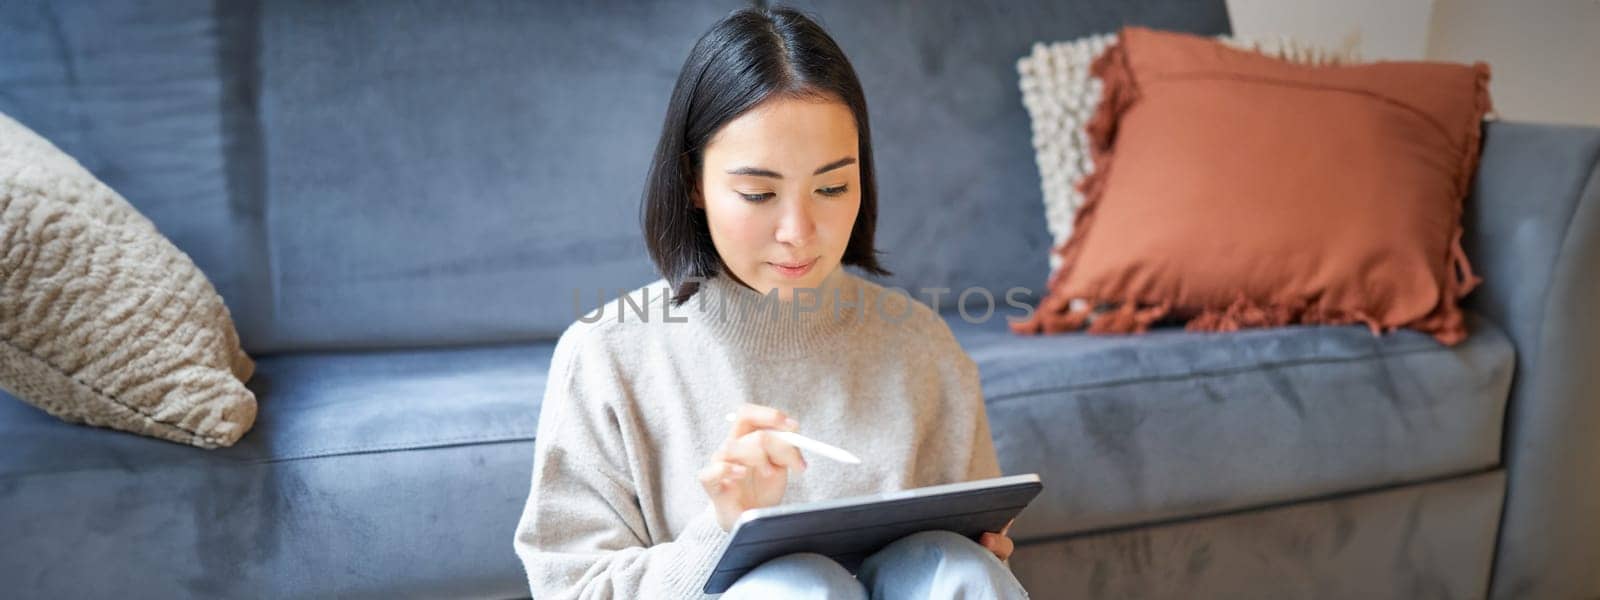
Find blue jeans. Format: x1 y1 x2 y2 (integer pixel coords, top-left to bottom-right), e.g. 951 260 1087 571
720 530 1029 599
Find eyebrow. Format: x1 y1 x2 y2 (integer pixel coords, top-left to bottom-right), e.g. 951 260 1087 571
725 156 857 179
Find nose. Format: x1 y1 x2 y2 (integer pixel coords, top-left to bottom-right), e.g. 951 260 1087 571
774 195 815 247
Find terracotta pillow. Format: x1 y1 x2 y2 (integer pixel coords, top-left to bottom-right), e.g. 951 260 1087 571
1017 32 1361 272
1010 26 1491 346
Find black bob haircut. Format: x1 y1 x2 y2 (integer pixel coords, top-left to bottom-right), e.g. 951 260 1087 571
641 5 891 306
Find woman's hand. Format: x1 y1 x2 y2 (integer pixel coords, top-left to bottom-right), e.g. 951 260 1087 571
699 403 809 532
979 518 1016 562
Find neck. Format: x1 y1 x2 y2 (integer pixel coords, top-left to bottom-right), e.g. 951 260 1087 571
684 266 865 358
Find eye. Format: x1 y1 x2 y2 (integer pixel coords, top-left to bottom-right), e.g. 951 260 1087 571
818 185 849 197
739 192 775 203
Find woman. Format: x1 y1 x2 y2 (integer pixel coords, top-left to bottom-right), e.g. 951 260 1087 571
513 6 1027 599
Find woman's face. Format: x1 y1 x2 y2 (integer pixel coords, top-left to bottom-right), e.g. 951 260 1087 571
697 96 861 302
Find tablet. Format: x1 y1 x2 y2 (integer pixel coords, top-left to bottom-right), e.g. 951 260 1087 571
702 473 1043 594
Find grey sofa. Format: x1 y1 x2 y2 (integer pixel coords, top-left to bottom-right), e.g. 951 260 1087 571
1 1 1596 598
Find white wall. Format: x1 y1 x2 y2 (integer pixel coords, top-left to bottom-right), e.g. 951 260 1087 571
1426 0 1600 127
1225 0 1434 60
1226 0 1600 127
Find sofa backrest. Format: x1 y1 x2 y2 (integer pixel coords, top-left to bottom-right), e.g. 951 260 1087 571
0 0 1230 353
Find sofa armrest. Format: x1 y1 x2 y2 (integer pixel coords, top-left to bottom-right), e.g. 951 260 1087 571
1461 120 1600 600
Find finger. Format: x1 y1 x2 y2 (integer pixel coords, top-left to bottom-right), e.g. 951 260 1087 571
980 533 1012 560
699 459 745 481
728 403 797 441
725 432 780 477
754 429 808 473
697 462 723 491
1002 518 1015 535
697 463 726 493
730 430 805 476
698 461 749 492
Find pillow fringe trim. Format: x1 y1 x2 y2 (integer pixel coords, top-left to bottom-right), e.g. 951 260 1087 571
1012 35 1491 347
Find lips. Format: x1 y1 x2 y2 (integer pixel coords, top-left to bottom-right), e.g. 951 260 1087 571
768 257 818 278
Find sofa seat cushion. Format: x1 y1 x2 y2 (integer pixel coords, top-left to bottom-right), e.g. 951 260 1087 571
951 311 1513 542
0 342 553 598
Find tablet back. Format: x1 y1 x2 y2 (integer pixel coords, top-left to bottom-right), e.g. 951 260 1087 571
704 474 1042 593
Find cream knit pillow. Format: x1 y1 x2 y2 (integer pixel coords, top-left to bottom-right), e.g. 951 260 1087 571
1017 33 1362 272
0 112 256 449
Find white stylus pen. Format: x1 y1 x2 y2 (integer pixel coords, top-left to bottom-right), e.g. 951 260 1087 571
723 412 862 464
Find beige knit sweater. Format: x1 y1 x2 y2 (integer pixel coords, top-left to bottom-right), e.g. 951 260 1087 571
512 266 1002 599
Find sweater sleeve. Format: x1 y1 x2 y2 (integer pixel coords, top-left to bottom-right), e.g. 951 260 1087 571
512 324 731 599
943 330 1012 569
915 306 1004 485
958 352 1004 482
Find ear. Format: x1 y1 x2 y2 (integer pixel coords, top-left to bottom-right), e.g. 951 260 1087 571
691 186 705 210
